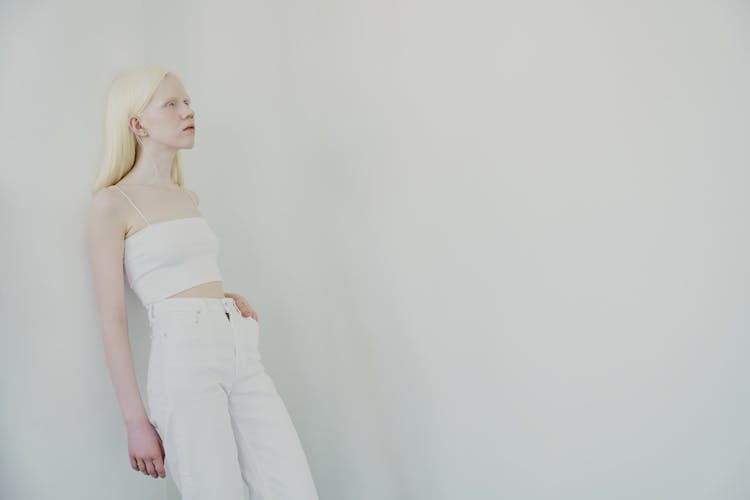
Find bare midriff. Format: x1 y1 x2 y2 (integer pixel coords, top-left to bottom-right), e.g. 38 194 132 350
165 280 226 300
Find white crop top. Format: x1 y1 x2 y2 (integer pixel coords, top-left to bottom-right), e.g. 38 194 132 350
112 185 223 308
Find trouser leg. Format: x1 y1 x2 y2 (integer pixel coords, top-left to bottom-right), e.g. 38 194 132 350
160 387 246 500
228 317 320 500
148 317 246 500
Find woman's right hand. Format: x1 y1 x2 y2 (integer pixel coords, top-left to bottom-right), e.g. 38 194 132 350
126 417 166 478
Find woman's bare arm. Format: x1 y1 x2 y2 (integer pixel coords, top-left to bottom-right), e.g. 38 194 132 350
87 188 148 428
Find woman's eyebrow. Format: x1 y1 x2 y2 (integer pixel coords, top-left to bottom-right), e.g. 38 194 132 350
163 96 191 102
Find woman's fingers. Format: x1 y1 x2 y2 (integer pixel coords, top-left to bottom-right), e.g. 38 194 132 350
133 455 164 478
128 422 166 478
153 456 166 478
235 299 258 320
145 458 157 478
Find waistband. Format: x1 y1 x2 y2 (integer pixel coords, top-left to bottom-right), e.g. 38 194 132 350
147 296 239 321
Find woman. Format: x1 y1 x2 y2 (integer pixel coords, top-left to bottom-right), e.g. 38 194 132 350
87 66 319 500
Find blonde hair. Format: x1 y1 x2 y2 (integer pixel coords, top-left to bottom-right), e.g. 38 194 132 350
90 65 186 194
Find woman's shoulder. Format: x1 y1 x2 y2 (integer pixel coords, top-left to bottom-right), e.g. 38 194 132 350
88 186 129 237
91 185 125 211
182 186 200 206
90 185 134 222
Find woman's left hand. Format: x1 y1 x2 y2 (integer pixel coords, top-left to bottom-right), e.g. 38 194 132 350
224 292 259 321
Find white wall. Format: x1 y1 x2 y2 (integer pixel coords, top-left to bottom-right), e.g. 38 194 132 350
0 1 161 499
2 0 749 499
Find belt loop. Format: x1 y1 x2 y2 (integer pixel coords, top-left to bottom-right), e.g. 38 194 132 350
147 303 155 321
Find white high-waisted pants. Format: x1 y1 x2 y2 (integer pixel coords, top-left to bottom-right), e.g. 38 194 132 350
145 296 319 500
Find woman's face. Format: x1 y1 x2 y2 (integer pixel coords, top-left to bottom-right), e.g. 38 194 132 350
133 73 195 150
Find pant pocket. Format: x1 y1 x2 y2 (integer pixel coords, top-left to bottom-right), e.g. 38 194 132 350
241 316 261 359
153 308 203 335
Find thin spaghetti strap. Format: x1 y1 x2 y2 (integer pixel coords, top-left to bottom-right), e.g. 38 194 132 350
182 187 198 208
112 185 150 225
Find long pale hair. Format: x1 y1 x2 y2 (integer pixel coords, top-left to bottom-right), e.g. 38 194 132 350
90 65 186 194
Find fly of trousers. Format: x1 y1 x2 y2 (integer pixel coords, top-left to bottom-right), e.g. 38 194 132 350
145 296 319 500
